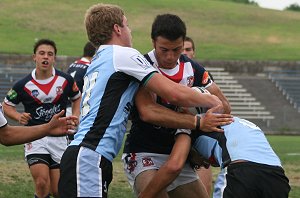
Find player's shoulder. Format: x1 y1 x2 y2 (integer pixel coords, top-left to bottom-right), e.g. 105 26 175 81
13 73 32 87
180 55 205 69
55 69 73 80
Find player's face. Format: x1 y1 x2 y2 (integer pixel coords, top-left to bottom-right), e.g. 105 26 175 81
33 44 55 72
120 15 132 47
183 41 195 59
153 36 183 69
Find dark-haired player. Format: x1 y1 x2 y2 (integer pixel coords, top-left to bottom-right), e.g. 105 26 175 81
122 14 231 198
3 38 81 198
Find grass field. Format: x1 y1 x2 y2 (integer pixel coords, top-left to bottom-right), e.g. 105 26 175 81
0 135 299 198
1 0 300 60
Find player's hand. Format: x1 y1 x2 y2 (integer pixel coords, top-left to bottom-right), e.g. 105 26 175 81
18 112 32 125
199 106 233 133
48 110 79 136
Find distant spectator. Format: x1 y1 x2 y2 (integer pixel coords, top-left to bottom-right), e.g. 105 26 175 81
183 36 214 81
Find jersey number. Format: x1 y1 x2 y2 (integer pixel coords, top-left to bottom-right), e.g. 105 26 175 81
81 72 99 117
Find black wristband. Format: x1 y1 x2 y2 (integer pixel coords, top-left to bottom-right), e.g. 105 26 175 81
196 114 201 130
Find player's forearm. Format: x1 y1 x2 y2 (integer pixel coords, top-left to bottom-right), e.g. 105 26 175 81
71 97 81 117
0 124 49 146
2 103 20 122
139 103 196 129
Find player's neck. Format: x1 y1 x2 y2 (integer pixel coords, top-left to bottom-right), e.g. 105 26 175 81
35 67 54 80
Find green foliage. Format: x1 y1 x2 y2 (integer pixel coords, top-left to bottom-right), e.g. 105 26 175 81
285 3 300 12
0 0 300 60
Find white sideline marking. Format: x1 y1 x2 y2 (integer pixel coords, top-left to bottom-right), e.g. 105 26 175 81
287 153 300 156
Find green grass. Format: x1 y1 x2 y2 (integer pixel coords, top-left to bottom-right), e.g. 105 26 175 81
0 135 300 198
0 0 300 60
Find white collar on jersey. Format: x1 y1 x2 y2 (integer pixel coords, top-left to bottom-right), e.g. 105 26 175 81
31 67 55 84
149 49 180 74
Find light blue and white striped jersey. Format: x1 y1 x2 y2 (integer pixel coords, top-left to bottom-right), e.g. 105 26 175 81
70 45 157 162
193 117 282 168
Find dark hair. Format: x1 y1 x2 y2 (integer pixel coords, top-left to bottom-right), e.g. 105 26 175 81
185 36 195 51
33 39 57 54
83 42 96 57
151 14 186 41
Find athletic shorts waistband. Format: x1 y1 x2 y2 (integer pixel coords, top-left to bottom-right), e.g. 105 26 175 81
228 161 283 172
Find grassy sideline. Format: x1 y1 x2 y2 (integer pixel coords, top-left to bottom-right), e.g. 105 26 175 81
0 135 299 198
1 0 300 60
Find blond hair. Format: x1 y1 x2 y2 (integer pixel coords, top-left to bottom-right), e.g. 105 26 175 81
85 3 124 47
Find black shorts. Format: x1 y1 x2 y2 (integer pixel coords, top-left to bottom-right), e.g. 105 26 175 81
224 162 290 198
58 146 113 198
26 154 59 169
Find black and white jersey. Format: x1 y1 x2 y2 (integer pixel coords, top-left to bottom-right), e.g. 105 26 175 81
67 57 90 93
4 68 81 126
123 50 213 154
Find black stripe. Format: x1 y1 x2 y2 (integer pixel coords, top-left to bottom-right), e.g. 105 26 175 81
80 72 134 149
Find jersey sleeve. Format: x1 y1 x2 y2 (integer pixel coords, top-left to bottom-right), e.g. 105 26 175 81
0 104 8 127
191 61 213 88
66 74 81 101
4 82 22 107
113 46 158 83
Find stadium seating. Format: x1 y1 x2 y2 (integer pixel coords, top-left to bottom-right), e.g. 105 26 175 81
206 67 275 127
269 70 300 112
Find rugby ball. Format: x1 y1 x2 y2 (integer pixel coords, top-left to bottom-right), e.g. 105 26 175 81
188 87 211 115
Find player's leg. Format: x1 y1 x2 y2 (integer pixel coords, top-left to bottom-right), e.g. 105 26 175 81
167 163 208 198
59 146 112 198
135 169 168 198
197 167 213 196
47 136 68 197
213 168 227 198
122 153 169 198
25 138 51 198
49 168 60 197
28 161 51 197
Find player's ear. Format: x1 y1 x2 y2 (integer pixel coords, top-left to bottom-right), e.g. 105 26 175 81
113 24 121 35
32 54 36 63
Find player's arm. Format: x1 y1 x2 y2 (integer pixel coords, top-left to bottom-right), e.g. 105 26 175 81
0 110 78 146
206 82 231 114
2 102 31 125
138 133 201 198
145 73 223 108
136 87 233 132
71 96 81 118
136 87 196 129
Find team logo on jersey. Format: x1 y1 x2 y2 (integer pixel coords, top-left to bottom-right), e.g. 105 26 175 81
124 153 137 173
187 76 194 87
131 54 152 70
31 90 39 98
72 82 79 92
142 157 154 167
25 143 33 151
124 102 132 114
202 71 209 84
56 86 63 95
7 89 17 100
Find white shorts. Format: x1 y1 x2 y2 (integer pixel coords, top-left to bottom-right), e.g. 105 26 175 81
24 136 68 164
122 152 199 192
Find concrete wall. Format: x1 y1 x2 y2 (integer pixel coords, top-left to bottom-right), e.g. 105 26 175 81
1 54 300 74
